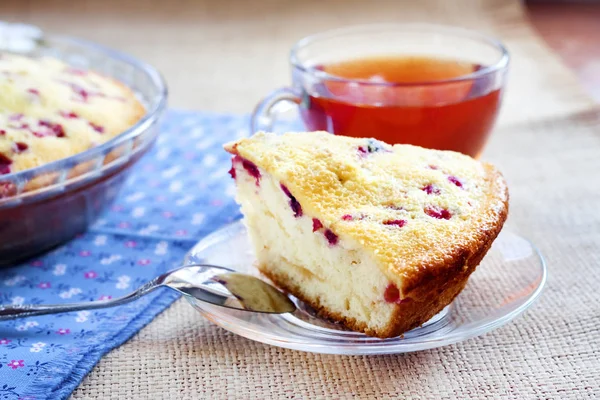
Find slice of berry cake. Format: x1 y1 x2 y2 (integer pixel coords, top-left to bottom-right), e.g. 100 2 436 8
224 132 508 338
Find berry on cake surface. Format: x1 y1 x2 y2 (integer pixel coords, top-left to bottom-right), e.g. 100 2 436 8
225 131 508 338
0 53 145 180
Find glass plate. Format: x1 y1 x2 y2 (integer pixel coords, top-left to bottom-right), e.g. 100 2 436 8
184 221 546 355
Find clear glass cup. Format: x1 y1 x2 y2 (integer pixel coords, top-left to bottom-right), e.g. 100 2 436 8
251 24 509 157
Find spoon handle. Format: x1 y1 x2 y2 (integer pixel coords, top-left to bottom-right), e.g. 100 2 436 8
0 278 161 321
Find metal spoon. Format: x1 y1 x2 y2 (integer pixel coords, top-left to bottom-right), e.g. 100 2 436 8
0 264 296 321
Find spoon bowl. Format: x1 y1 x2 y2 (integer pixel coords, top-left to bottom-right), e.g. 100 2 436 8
162 265 297 314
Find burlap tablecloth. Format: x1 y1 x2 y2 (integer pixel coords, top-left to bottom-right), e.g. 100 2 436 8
3 0 599 398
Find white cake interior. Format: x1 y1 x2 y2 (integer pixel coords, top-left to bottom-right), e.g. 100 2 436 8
232 161 396 332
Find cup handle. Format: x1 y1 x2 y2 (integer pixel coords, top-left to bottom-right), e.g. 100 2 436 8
251 87 302 133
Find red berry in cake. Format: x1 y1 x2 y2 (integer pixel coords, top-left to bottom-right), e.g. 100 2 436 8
72 84 90 101
239 156 260 185
383 283 400 303
383 219 407 227
312 218 323 232
242 158 260 179
425 206 452 220
231 155 261 185
289 199 302 217
58 80 93 102
324 229 338 246
422 184 441 195
447 175 463 188
13 142 28 153
89 122 105 133
36 120 66 138
280 184 291 197
27 88 40 95
0 153 12 175
59 111 79 119
0 130 5 135
342 213 367 220
281 184 302 217
228 165 236 179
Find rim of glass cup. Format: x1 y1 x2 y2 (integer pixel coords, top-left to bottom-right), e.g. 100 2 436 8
289 23 510 87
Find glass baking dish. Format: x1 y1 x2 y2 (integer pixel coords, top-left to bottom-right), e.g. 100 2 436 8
0 28 168 265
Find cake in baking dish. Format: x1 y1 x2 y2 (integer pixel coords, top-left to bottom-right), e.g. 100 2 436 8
225 131 508 338
0 52 145 177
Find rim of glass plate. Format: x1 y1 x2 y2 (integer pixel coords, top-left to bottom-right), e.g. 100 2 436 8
289 23 510 88
0 33 168 183
186 223 547 354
